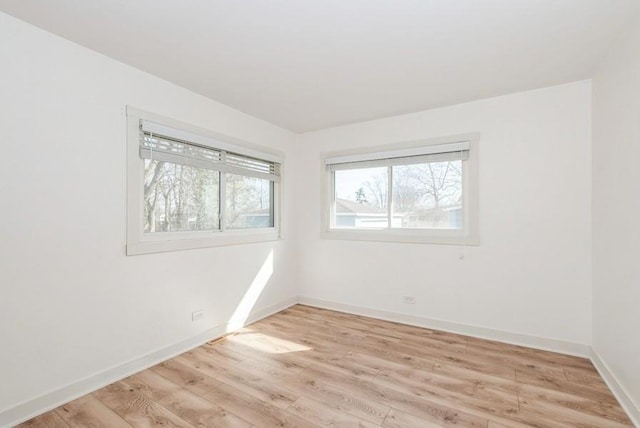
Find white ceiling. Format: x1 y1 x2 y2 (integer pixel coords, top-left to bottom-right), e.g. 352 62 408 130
1 1 638 132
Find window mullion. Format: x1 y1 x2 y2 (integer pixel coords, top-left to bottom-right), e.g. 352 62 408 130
219 152 227 232
330 171 336 229
269 180 275 228
387 165 393 229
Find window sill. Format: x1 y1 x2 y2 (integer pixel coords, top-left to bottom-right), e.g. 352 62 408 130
127 230 280 255
321 228 479 246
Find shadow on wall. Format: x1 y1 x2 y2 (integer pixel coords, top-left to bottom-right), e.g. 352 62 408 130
226 249 274 332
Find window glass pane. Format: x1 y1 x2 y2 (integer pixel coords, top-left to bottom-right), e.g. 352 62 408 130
392 160 463 229
334 167 389 228
226 174 273 229
143 159 220 233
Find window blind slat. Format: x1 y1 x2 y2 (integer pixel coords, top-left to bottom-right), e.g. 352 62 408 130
139 148 223 172
139 147 281 181
328 150 469 171
141 119 282 164
325 141 470 166
139 127 281 182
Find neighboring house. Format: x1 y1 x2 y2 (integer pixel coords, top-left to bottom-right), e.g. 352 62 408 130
235 207 273 228
401 204 462 229
335 198 400 228
335 198 462 229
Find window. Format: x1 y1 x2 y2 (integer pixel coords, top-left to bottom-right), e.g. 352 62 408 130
127 107 282 255
323 135 478 245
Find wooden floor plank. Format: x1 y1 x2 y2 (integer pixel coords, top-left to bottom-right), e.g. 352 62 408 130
519 393 632 428
176 351 300 410
92 380 194 428
150 359 220 396
287 395 379 427
370 384 489 427
382 408 446 428
286 375 391 424
55 395 132 428
201 381 315 428
564 366 611 389
159 389 252 428
515 368 619 404
20 305 631 427
375 365 520 410
15 411 71 428
518 382 630 424
213 337 313 374
123 369 253 428
370 371 498 425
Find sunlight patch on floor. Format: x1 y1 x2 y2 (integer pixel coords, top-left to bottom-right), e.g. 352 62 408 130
228 331 312 354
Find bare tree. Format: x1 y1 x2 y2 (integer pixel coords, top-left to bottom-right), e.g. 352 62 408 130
144 161 220 232
391 161 462 211
385 160 462 227
408 161 461 208
363 172 388 209
143 160 165 232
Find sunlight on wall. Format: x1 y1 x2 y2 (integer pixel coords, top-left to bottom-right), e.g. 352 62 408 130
226 250 274 332
227 331 311 354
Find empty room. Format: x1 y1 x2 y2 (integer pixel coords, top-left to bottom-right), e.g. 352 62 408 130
1 1 639 427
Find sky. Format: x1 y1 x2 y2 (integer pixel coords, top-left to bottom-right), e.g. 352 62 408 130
334 166 387 201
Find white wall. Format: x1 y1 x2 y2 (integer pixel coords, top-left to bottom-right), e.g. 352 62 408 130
0 12 297 416
294 81 592 347
592 19 640 414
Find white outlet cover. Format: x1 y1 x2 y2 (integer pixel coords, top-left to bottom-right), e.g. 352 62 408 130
192 311 204 322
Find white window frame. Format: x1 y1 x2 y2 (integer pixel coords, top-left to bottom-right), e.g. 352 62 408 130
126 107 284 255
321 133 479 245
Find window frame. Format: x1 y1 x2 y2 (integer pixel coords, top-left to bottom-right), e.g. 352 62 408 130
126 107 283 255
321 133 479 245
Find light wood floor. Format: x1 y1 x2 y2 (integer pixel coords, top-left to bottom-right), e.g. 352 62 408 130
18 305 631 427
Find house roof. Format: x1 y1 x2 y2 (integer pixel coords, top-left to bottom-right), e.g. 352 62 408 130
336 198 386 215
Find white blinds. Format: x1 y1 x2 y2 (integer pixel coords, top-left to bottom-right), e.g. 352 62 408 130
139 121 281 181
325 141 469 171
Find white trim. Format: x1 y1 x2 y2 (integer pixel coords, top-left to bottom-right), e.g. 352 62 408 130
297 296 591 357
591 349 640 427
322 228 480 246
126 230 280 255
126 107 283 255
0 297 297 428
324 141 470 165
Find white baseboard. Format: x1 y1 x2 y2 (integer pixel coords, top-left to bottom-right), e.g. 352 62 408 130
0 297 297 428
298 296 591 358
591 349 640 427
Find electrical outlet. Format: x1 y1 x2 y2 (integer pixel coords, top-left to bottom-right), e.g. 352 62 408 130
192 310 204 322
403 296 416 304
